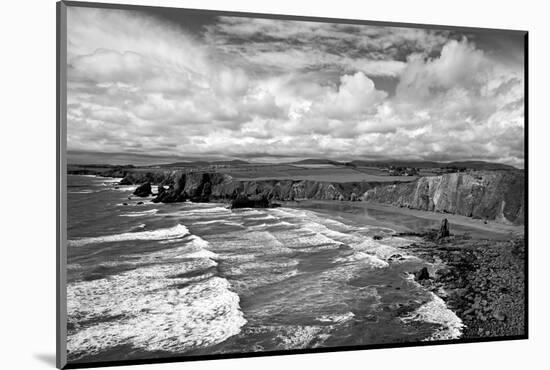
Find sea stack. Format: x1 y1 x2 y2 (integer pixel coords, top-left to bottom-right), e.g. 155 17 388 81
437 218 450 239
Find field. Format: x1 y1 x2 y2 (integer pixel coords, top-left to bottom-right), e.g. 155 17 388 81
68 162 421 184
216 163 417 183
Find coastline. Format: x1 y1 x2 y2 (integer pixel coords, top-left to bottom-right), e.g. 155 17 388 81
287 200 525 340
71 175 526 341
404 236 525 339
285 199 523 240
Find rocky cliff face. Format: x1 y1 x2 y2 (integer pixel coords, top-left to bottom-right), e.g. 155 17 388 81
78 167 524 223
211 179 382 201
363 171 525 225
153 172 233 203
119 171 175 186
117 170 391 203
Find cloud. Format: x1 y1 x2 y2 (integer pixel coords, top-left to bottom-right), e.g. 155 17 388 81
318 72 388 118
66 7 525 167
396 39 490 101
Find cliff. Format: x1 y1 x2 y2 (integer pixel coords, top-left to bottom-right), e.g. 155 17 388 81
69 166 524 224
362 171 525 225
111 170 396 204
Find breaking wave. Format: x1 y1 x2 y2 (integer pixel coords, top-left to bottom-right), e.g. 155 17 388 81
120 209 159 217
401 275 464 340
67 229 246 360
68 224 189 247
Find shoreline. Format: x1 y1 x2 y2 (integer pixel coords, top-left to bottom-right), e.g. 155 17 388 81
284 199 523 241
400 236 525 339
285 199 525 340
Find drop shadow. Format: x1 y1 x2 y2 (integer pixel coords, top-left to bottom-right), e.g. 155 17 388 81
34 353 56 367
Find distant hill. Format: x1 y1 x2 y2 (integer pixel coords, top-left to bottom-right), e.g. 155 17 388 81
157 159 250 168
290 159 343 165
446 161 518 170
347 160 517 171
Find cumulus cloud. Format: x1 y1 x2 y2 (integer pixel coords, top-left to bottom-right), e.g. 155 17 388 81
66 7 525 167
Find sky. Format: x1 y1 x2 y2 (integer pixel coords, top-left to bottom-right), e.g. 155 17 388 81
66 5 525 167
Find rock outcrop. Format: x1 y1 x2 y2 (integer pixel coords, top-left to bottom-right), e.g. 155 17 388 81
152 172 233 203
415 267 430 282
133 182 152 197
363 171 524 224
437 218 450 239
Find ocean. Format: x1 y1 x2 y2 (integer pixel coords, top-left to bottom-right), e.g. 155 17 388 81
66 174 463 363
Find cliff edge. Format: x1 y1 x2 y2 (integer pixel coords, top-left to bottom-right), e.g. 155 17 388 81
363 171 524 225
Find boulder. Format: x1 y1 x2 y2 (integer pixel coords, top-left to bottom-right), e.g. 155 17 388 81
415 267 430 281
350 192 357 201
133 182 152 197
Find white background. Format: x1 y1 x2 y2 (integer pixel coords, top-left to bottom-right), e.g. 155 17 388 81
1 0 547 368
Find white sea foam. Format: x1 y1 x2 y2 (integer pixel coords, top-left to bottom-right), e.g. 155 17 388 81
160 206 232 220
120 235 218 266
193 219 244 227
302 221 362 245
120 209 159 217
247 214 277 221
67 276 246 359
212 231 294 257
192 220 220 225
401 292 464 340
183 206 230 214
316 312 355 324
233 209 264 216
112 185 137 192
267 221 294 228
334 251 389 268
101 178 123 184
68 224 189 247
67 227 245 360
276 230 343 249
275 325 326 349
352 239 406 260
271 208 309 218
68 189 97 194
159 239 182 244
227 259 299 274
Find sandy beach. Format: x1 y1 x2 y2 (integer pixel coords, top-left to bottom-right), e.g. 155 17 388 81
287 200 523 240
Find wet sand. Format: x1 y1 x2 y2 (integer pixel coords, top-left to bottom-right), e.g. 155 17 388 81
286 200 523 240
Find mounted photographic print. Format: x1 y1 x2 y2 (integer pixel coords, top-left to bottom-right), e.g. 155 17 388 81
56 1 527 368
